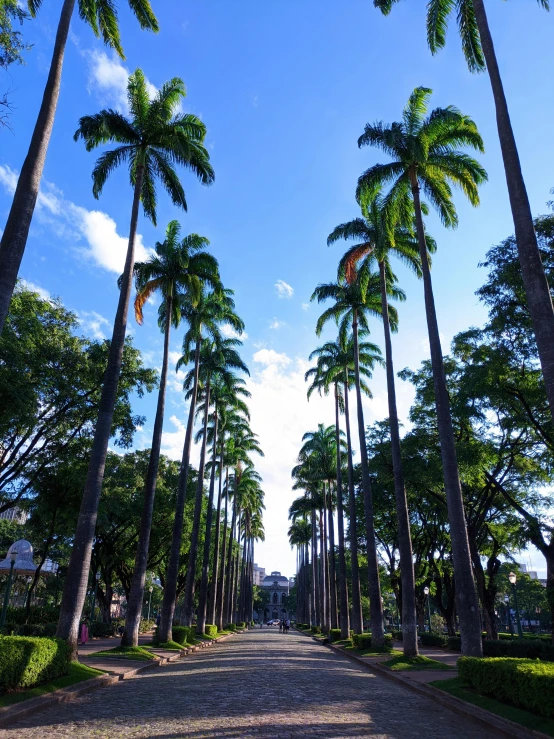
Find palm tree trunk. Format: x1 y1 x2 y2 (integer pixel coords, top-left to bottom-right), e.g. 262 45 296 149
321 489 331 631
224 493 237 625
122 294 172 647
472 0 554 424
378 261 418 657
352 307 384 645
334 385 350 639
326 481 338 630
182 378 211 626
304 541 311 626
197 409 219 635
214 466 228 630
0 0 76 334
343 375 363 634
311 507 319 627
56 165 144 658
158 340 201 643
411 176 483 658
232 513 241 621
318 508 326 629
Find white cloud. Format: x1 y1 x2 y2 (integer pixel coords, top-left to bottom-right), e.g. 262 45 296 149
79 310 111 340
221 324 248 341
269 318 284 330
20 280 50 301
253 95 258 108
301 303 310 312
85 51 158 113
253 348 291 367
0 165 152 274
275 279 294 299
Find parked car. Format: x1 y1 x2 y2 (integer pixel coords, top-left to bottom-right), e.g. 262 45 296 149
266 619 280 626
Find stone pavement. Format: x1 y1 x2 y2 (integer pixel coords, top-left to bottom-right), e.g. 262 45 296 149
1 629 493 738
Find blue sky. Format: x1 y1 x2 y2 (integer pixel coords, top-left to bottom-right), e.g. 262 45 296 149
1 1 553 579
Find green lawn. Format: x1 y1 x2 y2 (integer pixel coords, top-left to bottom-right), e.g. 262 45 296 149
431 677 554 737
87 645 158 661
0 663 104 708
144 640 185 651
383 654 453 671
345 645 402 658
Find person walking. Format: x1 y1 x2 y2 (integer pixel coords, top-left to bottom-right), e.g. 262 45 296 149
279 620 283 633
79 619 89 645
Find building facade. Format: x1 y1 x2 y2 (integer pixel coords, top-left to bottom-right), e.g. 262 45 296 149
253 563 266 586
260 571 290 621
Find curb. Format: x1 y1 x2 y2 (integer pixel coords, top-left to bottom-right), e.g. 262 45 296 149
295 629 548 739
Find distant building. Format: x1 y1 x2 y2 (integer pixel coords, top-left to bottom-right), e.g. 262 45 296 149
516 562 538 580
0 507 28 525
260 571 290 621
253 563 266 586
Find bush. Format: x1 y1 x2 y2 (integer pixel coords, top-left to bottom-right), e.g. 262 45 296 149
352 632 393 650
0 636 71 691
420 632 448 648
170 626 189 646
458 657 554 719
89 621 115 638
236 622 246 630
225 623 236 632
204 624 218 639
139 619 155 634
483 638 554 662
447 636 462 651
329 629 341 642
310 625 322 634
391 629 403 641
6 606 59 626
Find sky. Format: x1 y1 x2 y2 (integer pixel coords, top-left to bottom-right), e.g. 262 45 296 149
1 0 553 580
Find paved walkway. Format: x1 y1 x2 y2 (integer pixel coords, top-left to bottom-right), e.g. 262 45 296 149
1 629 492 738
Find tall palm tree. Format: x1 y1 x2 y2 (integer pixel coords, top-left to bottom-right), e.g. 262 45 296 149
327 196 426 656
157 288 243 643
306 334 382 635
312 274 396 644
288 519 312 625
121 222 219 647
0 0 158 333
56 71 214 655
181 337 248 628
356 86 486 656
374 0 554 427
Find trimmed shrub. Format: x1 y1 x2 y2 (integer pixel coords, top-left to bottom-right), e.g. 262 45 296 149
236 622 246 630
391 629 403 641
458 657 554 719
170 626 189 646
447 636 462 651
139 619 155 634
352 633 393 650
0 636 71 691
205 624 218 639
420 632 448 648
483 638 554 662
6 606 59 626
89 621 115 638
310 625 322 635
329 629 341 643
225 623 237 632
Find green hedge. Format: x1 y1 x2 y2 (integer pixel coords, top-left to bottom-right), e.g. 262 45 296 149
0 636 71 691
225 623 236 632
5 606 60 626
483 639 554 661
169 626 189 646
391 629 403 641
329 629 341 642
236 622 246 630
310 625 321 634
352 632 393 650
447 636 462 651
420 632 448 647
459 657 554 719
204 624 218 639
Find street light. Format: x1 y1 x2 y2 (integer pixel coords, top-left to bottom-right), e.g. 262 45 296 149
424 586 432 633
504 594 513 637
508 572 523 638
0 549 17 629
147 586 153 621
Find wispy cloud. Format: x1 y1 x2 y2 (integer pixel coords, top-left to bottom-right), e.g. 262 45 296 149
20 280 51 301
275 279 294 299
269 318 285 330
301 303 310 312
253 348 291 367
0 165 152 274
84 51 159 113
78 310 111 340
221 324 248 341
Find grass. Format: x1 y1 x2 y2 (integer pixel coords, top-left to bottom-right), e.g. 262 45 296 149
345 645 402 658
383 654 453 671
431 677 554 737
0 663 104 708
87 645 158 661
144 640 184 651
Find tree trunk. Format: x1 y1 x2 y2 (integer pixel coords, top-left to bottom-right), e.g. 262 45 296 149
334 385 350 639
0 0 76 334
56 165 144 659
343 375 363 634
411 175 483 658
215 467 228 631
224 493 237 625
378 260 418 656
319 505 328 631
472 0 554 425
311 507 319 627
197 409 218 635
158 341 201 643
327 481 338 631
122 295 172 647
352 307 384 646
208 437 224 627
182 379 211 626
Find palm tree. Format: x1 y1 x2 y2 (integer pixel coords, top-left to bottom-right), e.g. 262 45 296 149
121 222 219 647
288 519 312 625
0 0 158 333
356 86 486 656
56 71 214 655
306 334 382 635
374 0 554 427
157 288 243 643
312 274 396 644
327 196 425 655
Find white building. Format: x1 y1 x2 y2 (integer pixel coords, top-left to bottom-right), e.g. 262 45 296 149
253 563 266 586
260 571 290 621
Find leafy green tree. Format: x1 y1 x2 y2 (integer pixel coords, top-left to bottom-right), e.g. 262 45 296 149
357 86 487 656
122 222 218 646
58 70 213 656
0 0 158 331
0 285 155 513
373 0 554 429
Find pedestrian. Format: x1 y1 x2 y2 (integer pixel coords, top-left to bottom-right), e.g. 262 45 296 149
156 613 161 627
285 618 290 633
79 619 89 645
279 620 283 633
259 620 263 629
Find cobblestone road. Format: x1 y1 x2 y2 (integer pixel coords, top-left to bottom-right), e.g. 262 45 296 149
2 629 492 738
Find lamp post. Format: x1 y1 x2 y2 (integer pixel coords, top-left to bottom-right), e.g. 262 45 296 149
147 587 153 621
0 549 17 629
508 572 523 638
91 571 100 622
504 594 513 637
424 586 432 633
